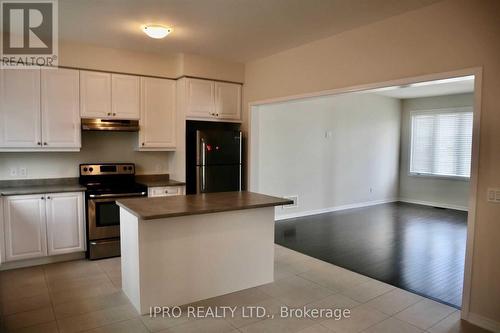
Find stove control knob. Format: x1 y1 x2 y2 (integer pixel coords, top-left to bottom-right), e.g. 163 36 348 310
128 166 133 171
83 167 88 172
89 167 94 172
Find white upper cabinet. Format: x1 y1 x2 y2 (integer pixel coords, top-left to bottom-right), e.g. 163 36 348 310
0 69 41 148
185 78 215 118
183 78 241 121
41 68 81 148
80 71 112 118
215 82 241 120
45 192 85 256
4 195 47 261
111 74 140 119
139 77 176 150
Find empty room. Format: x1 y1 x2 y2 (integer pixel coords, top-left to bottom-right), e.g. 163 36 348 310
251 75 475 310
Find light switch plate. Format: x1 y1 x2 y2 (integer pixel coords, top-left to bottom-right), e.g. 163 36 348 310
487 188 500 203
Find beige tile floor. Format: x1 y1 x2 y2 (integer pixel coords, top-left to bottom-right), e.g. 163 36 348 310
0 245 490 333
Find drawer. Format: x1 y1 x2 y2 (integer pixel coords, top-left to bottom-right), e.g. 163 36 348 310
148 186 184 197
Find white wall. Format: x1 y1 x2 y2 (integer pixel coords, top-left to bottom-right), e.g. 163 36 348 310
253 93 401 219
0 131 171 180
398 93 473 210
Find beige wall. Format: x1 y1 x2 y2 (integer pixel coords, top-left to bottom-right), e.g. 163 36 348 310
243 0 500 325
399 93 473 210
59 41 245 83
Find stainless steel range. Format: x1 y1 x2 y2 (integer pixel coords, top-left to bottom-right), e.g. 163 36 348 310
79 163 147 260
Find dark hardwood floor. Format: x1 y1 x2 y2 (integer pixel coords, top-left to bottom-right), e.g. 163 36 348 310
275 202 467 308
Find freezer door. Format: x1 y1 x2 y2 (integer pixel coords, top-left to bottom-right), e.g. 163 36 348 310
196 165 241 193
196 130 242 165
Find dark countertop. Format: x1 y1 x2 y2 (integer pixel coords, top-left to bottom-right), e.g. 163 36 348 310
117 191 293 220
135 174 186 187
0 178 86 196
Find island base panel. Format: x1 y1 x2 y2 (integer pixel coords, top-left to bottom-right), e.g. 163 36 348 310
120 207 275 314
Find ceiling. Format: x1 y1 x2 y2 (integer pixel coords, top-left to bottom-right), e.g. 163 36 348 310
369 76 475 99
56 0 442 63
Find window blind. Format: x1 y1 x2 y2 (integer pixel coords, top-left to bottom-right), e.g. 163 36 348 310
410 109 473 178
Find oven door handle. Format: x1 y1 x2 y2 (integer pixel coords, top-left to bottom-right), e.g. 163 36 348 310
88 192 147 199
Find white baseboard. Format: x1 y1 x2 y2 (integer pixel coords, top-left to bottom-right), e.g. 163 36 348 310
275 198 398 221
467 312 500 333
398 198 468 211
0 252 85 271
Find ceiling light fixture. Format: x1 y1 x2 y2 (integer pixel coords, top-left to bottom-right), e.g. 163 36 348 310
142 25 172 39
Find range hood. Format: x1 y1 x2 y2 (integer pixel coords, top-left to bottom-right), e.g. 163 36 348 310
81 119 139 132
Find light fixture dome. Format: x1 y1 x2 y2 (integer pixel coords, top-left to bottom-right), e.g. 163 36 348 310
142 25 172 39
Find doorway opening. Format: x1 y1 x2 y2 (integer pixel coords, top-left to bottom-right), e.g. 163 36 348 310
249 69 481 314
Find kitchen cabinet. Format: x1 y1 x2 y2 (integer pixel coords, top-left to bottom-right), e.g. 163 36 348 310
185 78 215 118
3 194 47 262
139 77 176 150
80 71 112 118
111 74 140 119
183 78 241 121
215 82 241 120
3 192 85 262
41 68 81 148
0 68 80 151
81 71 140 120
148 186 185 197
45 192 85 255
0 68 41 148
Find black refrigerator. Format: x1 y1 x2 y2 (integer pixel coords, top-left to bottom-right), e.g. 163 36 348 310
186 124 242 194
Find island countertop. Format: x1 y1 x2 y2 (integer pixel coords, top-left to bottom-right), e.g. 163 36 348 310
116 191 293 220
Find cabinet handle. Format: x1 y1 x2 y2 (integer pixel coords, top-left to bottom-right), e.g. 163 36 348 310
43 142 48 146
113 113 116 116
47 196 51 199
41 196 45 200
142 142 145 146
37 142 41 146
107 112 111 116
215 113 219 117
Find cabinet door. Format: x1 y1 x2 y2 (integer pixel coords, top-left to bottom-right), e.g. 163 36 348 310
139 77 176 149
80 71 111 118
41 68 81 148
46 192 85 255
215 82 241 120
185 78 215 118
4 195 47 261
112 74 140 119
0 69 41 148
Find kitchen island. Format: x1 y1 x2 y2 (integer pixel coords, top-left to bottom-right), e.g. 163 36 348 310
117 191 292 314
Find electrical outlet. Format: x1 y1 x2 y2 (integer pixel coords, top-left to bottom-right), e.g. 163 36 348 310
487 188 500 203
9 167 17 177
283 195 299 209
19 168 27 177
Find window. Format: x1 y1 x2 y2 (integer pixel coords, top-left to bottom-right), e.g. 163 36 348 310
410 107 473 179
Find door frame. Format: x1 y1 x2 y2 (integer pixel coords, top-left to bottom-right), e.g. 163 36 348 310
248 67 483 320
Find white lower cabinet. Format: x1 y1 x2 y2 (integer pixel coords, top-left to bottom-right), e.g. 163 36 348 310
3 192 85 262
4 194 47 262
46 192 85 255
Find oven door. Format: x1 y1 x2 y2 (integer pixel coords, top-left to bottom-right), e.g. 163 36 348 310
87 197 121 240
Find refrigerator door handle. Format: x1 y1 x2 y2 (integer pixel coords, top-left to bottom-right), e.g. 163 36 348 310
201 139 206 192
201 139 206 166
201 166 206 192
